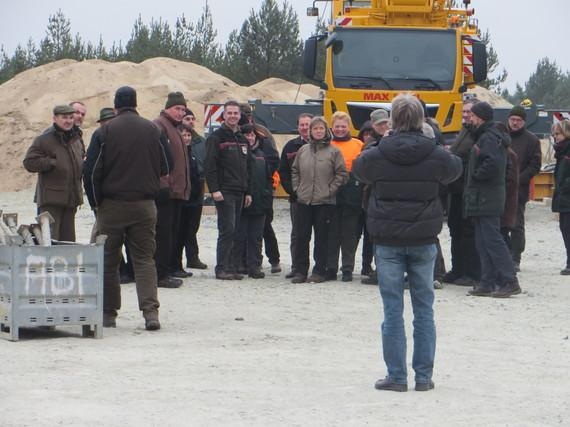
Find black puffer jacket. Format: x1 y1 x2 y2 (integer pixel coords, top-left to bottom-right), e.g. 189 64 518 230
552 138 570 213
353 131 462 246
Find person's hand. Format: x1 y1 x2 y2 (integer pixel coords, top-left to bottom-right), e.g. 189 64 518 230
212 191 224 202
244 195 252 208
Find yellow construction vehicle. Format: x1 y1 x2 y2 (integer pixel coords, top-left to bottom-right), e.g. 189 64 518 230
303 0 487 139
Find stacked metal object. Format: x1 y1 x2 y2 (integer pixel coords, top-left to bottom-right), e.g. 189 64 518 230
0 210 54 246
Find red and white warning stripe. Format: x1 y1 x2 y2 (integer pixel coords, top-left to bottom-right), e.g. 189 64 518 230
203 104 224 128
553 111 570 123
462 38 473 76
335 17 352 26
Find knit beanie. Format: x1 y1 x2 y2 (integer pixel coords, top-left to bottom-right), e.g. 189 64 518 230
165 91 187 109
184 108 195 117
471 101 494 122
508 105 527 120
114 86 137 109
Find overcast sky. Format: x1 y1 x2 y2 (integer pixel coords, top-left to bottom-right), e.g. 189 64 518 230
1 0 568 93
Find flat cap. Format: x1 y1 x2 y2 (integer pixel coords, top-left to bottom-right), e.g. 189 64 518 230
53 104 76 115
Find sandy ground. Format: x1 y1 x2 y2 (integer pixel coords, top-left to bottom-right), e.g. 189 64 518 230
1 189 569 426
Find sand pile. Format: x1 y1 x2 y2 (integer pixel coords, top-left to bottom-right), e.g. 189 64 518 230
0 58 319 192
467 85 513 108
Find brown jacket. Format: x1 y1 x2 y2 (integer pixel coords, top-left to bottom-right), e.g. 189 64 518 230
154 112 190 200
291 140 348 205
23 126 83 208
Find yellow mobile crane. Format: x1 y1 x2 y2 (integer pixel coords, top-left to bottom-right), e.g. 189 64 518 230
303 0 487 139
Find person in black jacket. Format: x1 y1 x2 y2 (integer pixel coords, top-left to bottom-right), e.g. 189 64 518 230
505 106 542 271
83 86 169 331
464 102 521 298
231 124 276 278
551 119 570 275
353 93 462 393
205 100 253 280
278 113 313 278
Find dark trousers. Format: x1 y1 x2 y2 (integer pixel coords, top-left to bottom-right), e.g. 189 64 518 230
327 205 362 273
263 207 280 265
560 212 570 268
294 203 335 276
289 201 300 273
39 205 77 242
214 192 244 273
171 204 203 271
447 193 480 279
474 216 516 291
506 201 527 264
97 199 159 316
361 214 374 273
155 198 182 279
233 214 266 270
434 238 446 281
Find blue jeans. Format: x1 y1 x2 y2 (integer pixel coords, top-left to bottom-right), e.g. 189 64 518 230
375 244 437 385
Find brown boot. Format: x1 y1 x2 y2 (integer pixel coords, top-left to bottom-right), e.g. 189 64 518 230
492 278 522 298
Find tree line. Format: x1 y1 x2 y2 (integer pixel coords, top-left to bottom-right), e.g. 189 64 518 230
0 0 302 87
1 0 569 108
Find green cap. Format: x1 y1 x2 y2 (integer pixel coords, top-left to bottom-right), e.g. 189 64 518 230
97 107 116 123
53 104 76 115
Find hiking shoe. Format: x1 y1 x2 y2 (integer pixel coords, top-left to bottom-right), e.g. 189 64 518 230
248 269 265 279
187 259 208 270
442 270 461 283
171 270 192 278
145 319 161 331
361 275 377 285
285 271 297 279
492 279 522 298
291 274 307 284
215 271 235 280
415 380 435 392
158 277 183 288
308 273 326 283
341 271 353 282
454 276 478 287
468 286 493 297
232 272 244 280
374 377 408 392
270 263 282 273
433 280 444 290
560 268 570 276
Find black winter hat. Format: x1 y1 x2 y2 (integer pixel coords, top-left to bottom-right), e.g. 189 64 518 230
165 91 187 109
508 105 527 120
184 108 195 117
471 101 494 122
114 86 137 109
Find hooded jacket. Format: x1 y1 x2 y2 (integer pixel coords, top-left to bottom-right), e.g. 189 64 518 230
291 131 348 206
353 131 462 246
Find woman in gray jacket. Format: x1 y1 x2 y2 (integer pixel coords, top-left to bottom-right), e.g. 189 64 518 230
290 116 348 283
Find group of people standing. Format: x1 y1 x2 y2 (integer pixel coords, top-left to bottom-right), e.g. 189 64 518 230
22 88 569 389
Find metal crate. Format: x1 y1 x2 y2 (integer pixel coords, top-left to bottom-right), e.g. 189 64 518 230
0 238 105 341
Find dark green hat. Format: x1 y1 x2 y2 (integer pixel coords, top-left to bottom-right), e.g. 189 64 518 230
97 107 116 123
165 91 187 109
508 105 527 120
53 104 76 115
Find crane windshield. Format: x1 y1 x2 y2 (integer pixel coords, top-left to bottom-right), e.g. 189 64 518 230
331 28 457 91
